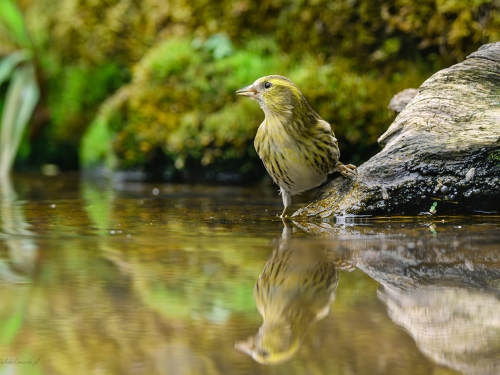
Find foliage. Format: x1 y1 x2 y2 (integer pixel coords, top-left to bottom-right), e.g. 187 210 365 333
0 0 31 53
8 0 500 174
488 151 500 166
16 57 130 171
19 0 500 65
81 37 429 179
81 37 281 179
0 0 39 177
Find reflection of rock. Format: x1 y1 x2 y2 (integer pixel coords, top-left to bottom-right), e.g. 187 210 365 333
379 286 500 375
296 220 500 375
358 242 500 375
236 226 339 364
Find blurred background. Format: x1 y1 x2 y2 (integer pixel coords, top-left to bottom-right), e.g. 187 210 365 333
2 4 500 374
1 0 499 182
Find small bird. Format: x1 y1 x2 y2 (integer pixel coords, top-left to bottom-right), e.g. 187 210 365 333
236 75 357 218
235 226 339 364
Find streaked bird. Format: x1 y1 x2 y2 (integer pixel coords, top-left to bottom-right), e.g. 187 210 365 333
235 227 339 364
237 75 356 218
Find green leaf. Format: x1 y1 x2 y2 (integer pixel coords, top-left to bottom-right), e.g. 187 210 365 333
0 51 30 86
0 63 39 176
0 0 30 48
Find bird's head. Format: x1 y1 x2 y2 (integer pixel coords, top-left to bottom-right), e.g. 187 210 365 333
236 75 313 120
234 322 300 365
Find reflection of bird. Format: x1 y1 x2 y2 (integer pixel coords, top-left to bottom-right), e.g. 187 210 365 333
236 75 356 218
235 229 339 364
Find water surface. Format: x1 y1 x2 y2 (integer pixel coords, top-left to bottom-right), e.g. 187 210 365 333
1 174 499 375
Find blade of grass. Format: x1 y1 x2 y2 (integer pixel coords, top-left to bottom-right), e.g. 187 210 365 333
0 0 30 48
0 68 24 175
0 63 39 177
0 51 29 85
10 64 39 163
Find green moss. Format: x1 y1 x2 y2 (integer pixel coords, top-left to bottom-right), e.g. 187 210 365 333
81 37 284 177
20 0 500 67
47 62 128 144
80 36 430 179
488 151 500 166
13 0 500 173
80 117 116 169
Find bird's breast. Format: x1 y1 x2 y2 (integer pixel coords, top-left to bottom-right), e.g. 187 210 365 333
255 120 338 195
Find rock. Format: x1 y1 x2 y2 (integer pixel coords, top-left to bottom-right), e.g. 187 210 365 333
387 88 418 113
294 42 500 219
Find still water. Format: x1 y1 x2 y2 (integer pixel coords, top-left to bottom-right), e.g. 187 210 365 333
1 174 500 375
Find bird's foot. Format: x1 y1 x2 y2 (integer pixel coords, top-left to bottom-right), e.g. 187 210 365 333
280 215 290 226
335 163 357 178
280 208 290 221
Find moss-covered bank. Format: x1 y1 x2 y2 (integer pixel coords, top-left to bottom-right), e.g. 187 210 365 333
80 37 429 181
4 0 500 178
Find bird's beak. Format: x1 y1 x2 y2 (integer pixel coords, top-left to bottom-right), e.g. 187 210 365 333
234 340 253 356
236 84 257 98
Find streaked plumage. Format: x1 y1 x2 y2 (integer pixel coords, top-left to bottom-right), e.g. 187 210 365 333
235 228 339 364
236 75 356 217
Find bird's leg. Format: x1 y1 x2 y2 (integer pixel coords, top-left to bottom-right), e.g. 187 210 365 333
280 188 292 219
334 162 357 177
281 220 292 238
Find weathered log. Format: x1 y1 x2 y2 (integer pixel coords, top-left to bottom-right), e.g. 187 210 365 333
294 42 500 218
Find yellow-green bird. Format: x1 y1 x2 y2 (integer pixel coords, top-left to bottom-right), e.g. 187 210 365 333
235 230 340 365
236 75 357 218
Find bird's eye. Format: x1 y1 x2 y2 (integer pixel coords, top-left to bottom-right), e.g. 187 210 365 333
261 350 269 358
264 81 272 89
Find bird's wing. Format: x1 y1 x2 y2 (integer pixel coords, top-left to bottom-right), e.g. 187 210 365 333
314 119 341 171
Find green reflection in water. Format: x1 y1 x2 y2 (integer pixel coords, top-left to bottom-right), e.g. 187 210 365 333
1 174 499 375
